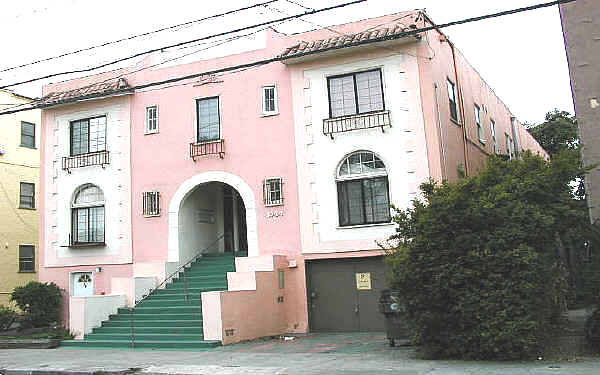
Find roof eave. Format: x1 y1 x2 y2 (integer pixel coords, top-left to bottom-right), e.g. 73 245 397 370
39 89 134 111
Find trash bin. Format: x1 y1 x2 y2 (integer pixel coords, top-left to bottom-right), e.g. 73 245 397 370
379 289 410 347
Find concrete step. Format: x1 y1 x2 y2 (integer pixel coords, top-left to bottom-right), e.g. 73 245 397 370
102 319 202 328
84 333 205 341
61 339 220 349
93 326 203 335
110 313 202 321
118 306 202 315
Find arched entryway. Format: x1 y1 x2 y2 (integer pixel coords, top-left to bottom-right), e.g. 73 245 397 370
168 171 258 263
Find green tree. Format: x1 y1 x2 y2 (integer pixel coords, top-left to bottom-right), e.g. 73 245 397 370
11 282 63 328
387 153 583 360
527 110 579 156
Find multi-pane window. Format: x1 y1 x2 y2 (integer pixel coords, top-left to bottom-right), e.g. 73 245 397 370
21 121 35 148
475 104 485 142
264 178 283 206
19 182 35 209
328 69 384 118
262 86 278 115
490 119 498 153
142 191 161 217
197 97 220 142
337 151 390 227
145 106 158 134
18 245 35 272
70 116 107 156
447 79 460 123
71 184 105 245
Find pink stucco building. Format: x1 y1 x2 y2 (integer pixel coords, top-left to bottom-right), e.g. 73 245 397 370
38 10 546 347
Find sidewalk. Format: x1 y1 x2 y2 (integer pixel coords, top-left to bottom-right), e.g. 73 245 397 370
1 333 599 375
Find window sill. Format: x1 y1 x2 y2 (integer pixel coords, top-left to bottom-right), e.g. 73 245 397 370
19 145 37 149
265 203 284 207
18 206 36 210
337 222 395 230
261 112 280 118
144 131 159 135
18 270 36 274
143 214 161 218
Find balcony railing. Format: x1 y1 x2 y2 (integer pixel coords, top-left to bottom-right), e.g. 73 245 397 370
190 139 225 161
323 110 391 139
62 150 110 173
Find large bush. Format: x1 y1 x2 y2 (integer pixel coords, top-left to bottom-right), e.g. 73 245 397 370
10 282 63 328
0 305 17 331
387 153 584 360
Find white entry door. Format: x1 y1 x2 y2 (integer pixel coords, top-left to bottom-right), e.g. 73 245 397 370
72 272 94 297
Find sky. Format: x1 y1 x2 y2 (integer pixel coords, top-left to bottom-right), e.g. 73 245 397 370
0 0 574 125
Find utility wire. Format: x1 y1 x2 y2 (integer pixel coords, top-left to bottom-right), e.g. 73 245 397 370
0 0 576 116
0 0 366 89
0 0 278 74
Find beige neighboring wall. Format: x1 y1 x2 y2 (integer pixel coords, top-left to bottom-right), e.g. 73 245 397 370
0 90 40 306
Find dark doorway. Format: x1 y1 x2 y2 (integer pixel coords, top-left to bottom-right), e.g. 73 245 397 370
223 184 247 254
307 256 386 332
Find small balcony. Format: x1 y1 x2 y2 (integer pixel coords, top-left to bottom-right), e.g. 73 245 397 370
62 150 110 173
190 139 225 161
323 110 391 139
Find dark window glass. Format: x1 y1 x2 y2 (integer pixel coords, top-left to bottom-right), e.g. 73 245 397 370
19 182 35 209
328 69 384 118
21 122 35 148
197 97 220 142
337 177 390 226
447 80 459 122
72 206 105 244
70 116 107 156
19 245 35 272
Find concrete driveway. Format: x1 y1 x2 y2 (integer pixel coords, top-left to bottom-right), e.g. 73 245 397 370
1 332 599 375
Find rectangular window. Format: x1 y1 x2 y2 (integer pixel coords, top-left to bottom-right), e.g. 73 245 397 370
196 97 220 142
145 106 158 134
505 133 515 160
447 79 460 123
21 121 35 148
70 116 107 156
328 69 384 118
142 191 161 217
264 178 283 206
337 177 390 226
262 86 278 115
72 206 105 244
18 245 35 272
475 104 485 142
490 119 497 153
19 182 35 209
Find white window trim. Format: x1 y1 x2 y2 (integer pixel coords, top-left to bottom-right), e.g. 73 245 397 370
264 177 284 207
145 105 159 135
261 85 279 116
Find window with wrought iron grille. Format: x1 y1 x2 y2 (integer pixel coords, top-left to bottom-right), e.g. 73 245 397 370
145 106 158 134
262 85 278 115
143 191 161 217
19 245 35 272
263 178 283 206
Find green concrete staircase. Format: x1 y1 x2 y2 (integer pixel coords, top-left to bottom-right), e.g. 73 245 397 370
62 253 240 349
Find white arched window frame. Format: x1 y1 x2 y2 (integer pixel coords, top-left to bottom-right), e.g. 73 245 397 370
336 151 391 227
71 184 105 245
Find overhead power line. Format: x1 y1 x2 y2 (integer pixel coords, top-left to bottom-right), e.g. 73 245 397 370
0 0 278 74
0 0 576 116
0 0 366 89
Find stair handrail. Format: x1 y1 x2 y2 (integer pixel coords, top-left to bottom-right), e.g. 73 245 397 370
133 233 226 307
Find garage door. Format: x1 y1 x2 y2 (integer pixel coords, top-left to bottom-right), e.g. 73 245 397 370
307 256 386 332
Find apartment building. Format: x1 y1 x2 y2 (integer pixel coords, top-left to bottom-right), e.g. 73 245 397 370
0 90 40 305
35 10 545 347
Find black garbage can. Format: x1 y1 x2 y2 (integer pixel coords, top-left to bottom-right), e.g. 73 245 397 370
378 289 410 347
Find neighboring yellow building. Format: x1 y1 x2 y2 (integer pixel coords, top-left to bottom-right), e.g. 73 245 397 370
0 89 40 306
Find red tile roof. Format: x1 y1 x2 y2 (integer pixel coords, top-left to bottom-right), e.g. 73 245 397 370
280 23 420 59
39 77 132 107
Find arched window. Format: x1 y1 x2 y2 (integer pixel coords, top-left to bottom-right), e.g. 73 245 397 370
71 184 105 245
337 151 390 226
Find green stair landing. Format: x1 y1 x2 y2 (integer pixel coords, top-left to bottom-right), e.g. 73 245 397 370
62 253 240 349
